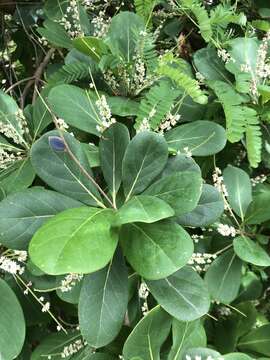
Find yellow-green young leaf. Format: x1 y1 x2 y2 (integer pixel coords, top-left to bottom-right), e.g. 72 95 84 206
233 236 270 267
123 306 171 360
238 324 270 356
223 165 252 220
117 195 174 225
120 221 193 280
79 250 128 348
122 131 168 200
205 250 242 304
29 207 118 275
146 266 210 321
99 123 130 199
0 279 26 360
165 121 226 156
144 171 202 217
168 319 207 360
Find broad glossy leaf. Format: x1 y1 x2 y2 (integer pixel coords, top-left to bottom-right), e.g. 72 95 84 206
146 266 210 321
31 130 101 206
117 195 174 225
106 12 144 61
144 171 202 216
122 306 171 360
122 131 168 200
245 192 270 224
205 250 242 304
79 250 128 347
233 236 270 267
168 319 207 360
0 187 83 250
0 158 35 196
238 324 270 356
99 123 130 198
223 165 252 220
193 48 232 83
178 184 224 227
107 97 139 117
48 85 101 135
31 331 81 360
162 154 201 176
29 207 118 275
165 120 226 156
0 279 25 360
120 221 193 280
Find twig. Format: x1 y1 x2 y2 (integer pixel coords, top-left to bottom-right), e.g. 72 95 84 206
20 48 54 109
5 76 34 93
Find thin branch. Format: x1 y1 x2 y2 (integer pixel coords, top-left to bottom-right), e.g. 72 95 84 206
20 48 55 109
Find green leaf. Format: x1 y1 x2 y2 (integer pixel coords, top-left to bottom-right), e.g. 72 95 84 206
193 47 232 83
122 306 171 360
31 130 101 206
223 165 252 220
0 90 25 146
144 171 202 216
121 221 193 280
0 158 35 196
205 250 242 304
224 354 253 360
177 184 224 227
146 266 210 321
48 85 101 135
165 120 226 156
29 207 118 275
168 319 207 360
79 249 128 347
122 131 168 200
38 20 73 49
31 331 81 360
238 324 270 356
0 279 25 360
107 97 139 117
117 195 174 225
233 236 270 267
32 88 53 140
226 37 259 93
245 192 270 224
0 187 83 250
106 12 144 61
73 36 109 62
162 154 201 176
99 123 130 199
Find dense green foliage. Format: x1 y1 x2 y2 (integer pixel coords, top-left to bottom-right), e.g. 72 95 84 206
1 0 270 359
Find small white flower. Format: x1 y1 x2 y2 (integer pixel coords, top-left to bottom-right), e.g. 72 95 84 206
42 302 50 312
